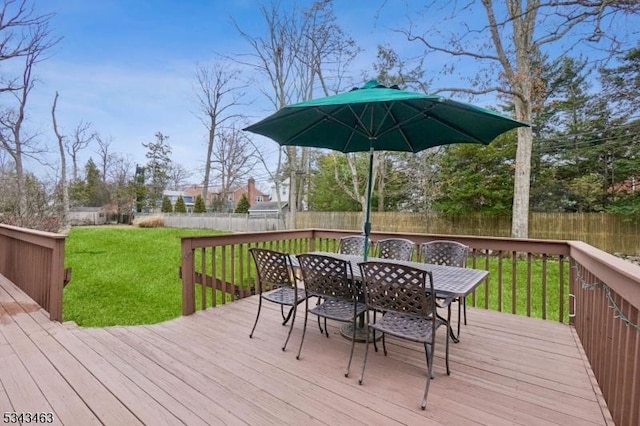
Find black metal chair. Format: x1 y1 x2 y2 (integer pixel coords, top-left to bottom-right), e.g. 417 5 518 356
376 238 415 261
337 235 371 256
358 261 451 410
295 253 367 377
249 248 307 351
419 240 470 340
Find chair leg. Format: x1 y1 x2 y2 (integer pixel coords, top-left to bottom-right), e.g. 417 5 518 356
421 343 434 410
358 315 372 385
445 306 451 376
457 298 462 339
249 296 263 338
382 332 388 356
282 305 295 326
345 315 358 377
296 300 310 360
425 344 435 379
316 297 324 334
372 311 379 353
282 304 297 351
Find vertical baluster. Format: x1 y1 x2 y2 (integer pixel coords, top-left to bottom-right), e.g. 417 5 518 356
541 254 547 320
200 247 207 311
211 246 217 308
484 249 490 309
497 250 503 312
558 255 565 323
511 251 517 315
527 253 532 317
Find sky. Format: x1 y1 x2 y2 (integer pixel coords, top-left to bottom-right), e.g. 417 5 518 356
16 0 640 192
25 0 414 191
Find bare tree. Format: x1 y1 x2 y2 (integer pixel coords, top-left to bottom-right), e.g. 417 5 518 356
212 126 258 209
166 162 192 191
51 91 69 231
193 62 245 206
95 133 114 183
0 1 58 223
64 121 96 181
234 0 358 227
400 0 639 237
108 153 136 222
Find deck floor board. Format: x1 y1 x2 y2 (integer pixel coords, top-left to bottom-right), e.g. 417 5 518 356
0 274 611 425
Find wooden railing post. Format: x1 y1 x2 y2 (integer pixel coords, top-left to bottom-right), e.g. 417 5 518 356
48 237 65 322
181 239 195 316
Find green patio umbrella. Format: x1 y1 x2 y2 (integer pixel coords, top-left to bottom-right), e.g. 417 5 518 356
244 80 529 258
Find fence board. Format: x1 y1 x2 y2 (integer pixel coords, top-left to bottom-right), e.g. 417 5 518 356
295 212 640 255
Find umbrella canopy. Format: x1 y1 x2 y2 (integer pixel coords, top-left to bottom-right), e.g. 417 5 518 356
244 80 529 257
244 80 528 153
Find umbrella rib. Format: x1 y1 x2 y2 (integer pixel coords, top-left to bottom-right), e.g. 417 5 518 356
379 101 415 151
278 105 367 146
400 100 487 144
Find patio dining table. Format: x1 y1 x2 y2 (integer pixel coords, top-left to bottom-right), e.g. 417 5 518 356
293 251 489 343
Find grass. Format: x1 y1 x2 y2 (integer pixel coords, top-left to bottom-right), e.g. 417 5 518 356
64 226 225 327
64 227 570 327
468 254 570 322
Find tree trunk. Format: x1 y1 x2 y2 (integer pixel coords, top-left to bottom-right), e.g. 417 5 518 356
52 92 70 232
202 119 215 210
287 146 297 229
377 152 386 212
511 125 532 238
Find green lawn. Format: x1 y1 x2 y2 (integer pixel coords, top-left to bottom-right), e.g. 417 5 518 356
64 227 569 327
64 226 224 326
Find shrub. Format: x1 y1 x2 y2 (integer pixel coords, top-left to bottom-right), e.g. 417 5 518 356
235 193 250 213
174 196 187 213
194 195 206 213
133 215 164 228
161 195 173 213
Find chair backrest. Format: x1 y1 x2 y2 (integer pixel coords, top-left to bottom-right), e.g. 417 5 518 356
337 235 369 256
419 240 468 268
249 248 294 292
376 238 415 261
297 254 357 301
359 261 435 318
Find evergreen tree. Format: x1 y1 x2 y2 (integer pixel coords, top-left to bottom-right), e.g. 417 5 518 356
161 195 173 213
194 195 206 213
235 193 250 213
174 195 186 213
143 132 172 211
432 133 516 215
134 165 146 213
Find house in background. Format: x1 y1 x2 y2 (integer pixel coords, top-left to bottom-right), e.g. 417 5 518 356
163 190 195 213
269 177 307 211
181 178 270 212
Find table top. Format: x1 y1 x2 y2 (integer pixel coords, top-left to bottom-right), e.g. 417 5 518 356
295 251 489 298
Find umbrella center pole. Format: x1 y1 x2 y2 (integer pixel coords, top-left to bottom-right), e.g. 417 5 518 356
363 145 375 260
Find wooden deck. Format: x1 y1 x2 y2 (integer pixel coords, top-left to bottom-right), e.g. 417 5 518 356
1 274 612 426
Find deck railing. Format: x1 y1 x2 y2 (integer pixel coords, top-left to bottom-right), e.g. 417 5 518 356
0 224 69 321
180 228 640 426
569 241 640 426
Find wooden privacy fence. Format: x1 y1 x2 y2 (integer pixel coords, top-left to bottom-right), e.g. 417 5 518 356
161 213 284 232
294 211 640 255
0 224 69 321
180 228 640 425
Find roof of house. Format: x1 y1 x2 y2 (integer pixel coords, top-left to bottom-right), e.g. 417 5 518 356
248 201 288 212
